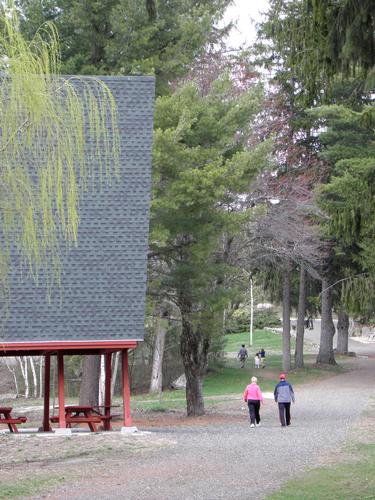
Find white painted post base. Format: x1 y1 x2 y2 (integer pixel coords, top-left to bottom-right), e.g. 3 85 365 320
121 426 138 434
54 428 72 436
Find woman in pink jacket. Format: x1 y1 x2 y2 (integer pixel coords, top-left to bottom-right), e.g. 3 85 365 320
243 376 264 428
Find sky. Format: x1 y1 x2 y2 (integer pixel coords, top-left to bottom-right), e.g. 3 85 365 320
223 0 270 49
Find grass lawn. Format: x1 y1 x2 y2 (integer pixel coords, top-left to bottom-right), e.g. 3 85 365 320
0 476 63 499
224 329 295 352
130 351 344 412
129 330 345 412
268 443 375 500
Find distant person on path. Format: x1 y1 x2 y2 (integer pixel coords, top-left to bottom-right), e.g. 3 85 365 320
274 373 295 427
237 344 248 368
260 348 266 368
243 376 263 427
308 315 314 330
254 353 261 369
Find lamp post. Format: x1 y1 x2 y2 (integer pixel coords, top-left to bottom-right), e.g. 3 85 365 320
249 274 253 347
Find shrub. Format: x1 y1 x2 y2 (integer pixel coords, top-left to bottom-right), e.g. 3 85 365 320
226 308 281 333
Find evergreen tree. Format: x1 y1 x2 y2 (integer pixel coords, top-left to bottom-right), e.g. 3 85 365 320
18 0 231 95
151 76 270 415
259 0 375 104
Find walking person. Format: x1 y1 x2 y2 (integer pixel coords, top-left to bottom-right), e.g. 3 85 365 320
237 344 248 368
243 376 263 428
308 314 314 330
259 348 266 368
274 373 295 427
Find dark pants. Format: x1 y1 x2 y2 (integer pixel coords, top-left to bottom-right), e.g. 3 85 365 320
278 402 291 426
247 400 261 425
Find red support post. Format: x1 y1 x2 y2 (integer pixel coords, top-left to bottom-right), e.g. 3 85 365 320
121 349 132 427
104 352 112 431
42 354 51 431
57 352 66 428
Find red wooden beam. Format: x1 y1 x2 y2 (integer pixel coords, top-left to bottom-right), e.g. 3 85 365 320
57 352 66 428
104 352 112 431
121 349 132 427
0 340 138 353
42 354 51 432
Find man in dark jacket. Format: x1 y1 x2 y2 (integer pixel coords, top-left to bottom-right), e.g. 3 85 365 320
274 373 295 427
237 344 248 368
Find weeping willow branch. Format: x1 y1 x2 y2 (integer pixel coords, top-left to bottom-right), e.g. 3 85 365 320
0 5 120 307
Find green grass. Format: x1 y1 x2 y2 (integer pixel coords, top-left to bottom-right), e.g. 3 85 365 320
268 443 375 500
224 329 295 352
204 365 276 393
0 476 63 499
131 352 345 413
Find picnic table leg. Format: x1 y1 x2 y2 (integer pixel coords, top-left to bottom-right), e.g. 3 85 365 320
7 421 18 433
86 411 97 432
43 354 51 431
104 352 112 431
122 349 132 427
57 352 66 428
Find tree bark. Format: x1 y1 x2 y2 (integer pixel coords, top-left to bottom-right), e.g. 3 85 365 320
79 355 100 406
39 356 43 398
99 355 105 406
17 357 29 398
282 268 291 372
5 358 19 397
180 311 209 417
30 357 38 398
336 307 349 355
295 265 306 368
111 352 120 398
317 276 336 365
150 315 167 393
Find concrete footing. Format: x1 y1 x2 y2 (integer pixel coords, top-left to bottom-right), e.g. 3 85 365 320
120 426 138 434
54 428 72 436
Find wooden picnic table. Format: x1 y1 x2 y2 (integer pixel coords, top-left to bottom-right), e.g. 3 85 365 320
50 405 120 432
0 407 27 433
91 405 120 431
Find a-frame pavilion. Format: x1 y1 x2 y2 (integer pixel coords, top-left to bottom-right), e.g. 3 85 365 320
0 76 155 432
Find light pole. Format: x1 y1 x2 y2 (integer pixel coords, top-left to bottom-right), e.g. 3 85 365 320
249 274 253 347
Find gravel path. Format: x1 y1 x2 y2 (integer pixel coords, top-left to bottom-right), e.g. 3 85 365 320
40 344 375 500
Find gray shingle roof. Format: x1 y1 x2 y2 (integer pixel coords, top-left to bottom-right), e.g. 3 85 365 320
4 76 155 343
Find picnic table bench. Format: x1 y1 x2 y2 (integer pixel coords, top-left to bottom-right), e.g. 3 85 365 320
0 407 27 433
50 405 120 432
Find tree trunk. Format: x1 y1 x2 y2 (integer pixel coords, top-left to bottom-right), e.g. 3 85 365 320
39 356 43 398
295 265 306 368
150 316 167 393
79 355 100 406
180 312 209 417
111 352 120 398
30 356 38 398
99 355 105 406
5 358 19 397
282 268 291 372
336 307 349 355
317 276 336 365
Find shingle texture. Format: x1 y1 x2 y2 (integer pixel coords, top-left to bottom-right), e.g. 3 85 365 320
4 76 155 343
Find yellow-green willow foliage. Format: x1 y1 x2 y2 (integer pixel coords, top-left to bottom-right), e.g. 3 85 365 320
0 6 119 300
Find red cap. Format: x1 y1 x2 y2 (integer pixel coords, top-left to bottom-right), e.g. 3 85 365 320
279 373 286 380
